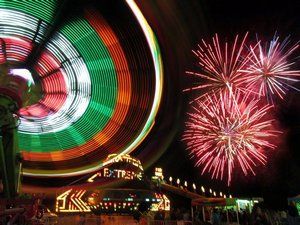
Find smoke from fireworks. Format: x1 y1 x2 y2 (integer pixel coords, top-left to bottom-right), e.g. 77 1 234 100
184 33 254 100
240 36 300 101
182 92 279 185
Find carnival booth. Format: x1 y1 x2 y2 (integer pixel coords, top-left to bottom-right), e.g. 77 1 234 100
191 197 262 224
192 197 237 223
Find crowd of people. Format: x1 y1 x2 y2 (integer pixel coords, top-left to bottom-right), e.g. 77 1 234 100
153 208 192 221
194 202 300 225
152 202 300 225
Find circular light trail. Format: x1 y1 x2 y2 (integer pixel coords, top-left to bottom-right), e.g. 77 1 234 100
0 1 163 177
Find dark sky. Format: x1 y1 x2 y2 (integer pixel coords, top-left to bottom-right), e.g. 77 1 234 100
18 0 300 209
137 0 300 209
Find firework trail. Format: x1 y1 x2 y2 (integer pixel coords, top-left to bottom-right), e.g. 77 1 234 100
240 36 300 102
182 92 279 185
185 33 255 100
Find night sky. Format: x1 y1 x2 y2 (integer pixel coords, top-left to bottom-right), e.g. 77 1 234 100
18 0 300 209
137 0 300 209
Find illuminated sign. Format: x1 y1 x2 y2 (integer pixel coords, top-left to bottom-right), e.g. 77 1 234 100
154 167 163 179
151 193 170 211
87 154 143 182
56 189 170 213
56 189 90 213
107 154 143 171
88 168 143 182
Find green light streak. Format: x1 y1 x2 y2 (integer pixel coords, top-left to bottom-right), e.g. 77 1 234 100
0 0 57 23
19 18 117 152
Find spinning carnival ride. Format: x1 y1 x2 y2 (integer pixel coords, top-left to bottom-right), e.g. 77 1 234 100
0 0 163 197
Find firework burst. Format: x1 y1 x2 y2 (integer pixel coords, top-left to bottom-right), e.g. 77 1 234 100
182 92 279 185
240 36 300 101
185 33 254 100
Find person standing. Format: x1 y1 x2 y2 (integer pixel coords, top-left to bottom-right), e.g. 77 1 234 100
79 213 86 225
287 202 299 225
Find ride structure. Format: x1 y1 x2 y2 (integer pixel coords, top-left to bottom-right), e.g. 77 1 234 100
0 69 31 198
0 0 163 180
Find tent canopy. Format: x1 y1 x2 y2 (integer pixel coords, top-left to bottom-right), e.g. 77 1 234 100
192 197 237 206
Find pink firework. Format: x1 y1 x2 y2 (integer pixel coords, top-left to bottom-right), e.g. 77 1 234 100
185 33 254 100
182 92 279 185
240 36 300 101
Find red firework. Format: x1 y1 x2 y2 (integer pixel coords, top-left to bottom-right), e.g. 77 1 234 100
184 33 254 100
239 36 300 101
182 92 279 185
